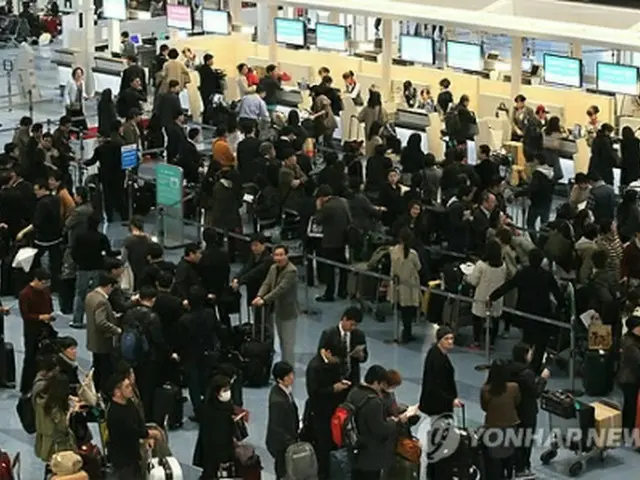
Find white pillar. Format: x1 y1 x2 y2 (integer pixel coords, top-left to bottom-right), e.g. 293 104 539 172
257 0 276 46
79 0 96 95
328 11 339 24
570 42 582 59
11 0 19 15
107 19 121 54
381 19 392 97
510 35 522 101
230 0 242 25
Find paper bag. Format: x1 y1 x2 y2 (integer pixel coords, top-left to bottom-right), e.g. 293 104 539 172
588 321 612 350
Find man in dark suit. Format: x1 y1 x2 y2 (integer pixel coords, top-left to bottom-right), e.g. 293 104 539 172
120 55 147 98
153 80 182 130
173 243 203 301
470 191 496 256
419 326 463 480
232 233 272 304
236 122 262 183
166 111 189 164
266 361 299 479
306 349 348 480
317 306 368 386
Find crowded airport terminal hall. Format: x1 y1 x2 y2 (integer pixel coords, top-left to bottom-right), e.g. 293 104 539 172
8 0 640 478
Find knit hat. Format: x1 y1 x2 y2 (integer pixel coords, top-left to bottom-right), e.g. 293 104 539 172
436 326 454 342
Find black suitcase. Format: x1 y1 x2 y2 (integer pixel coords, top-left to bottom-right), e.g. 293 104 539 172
241 307 274 388
58 277 75 315
582 350 614 396
153 382 184 430
0 341 16 387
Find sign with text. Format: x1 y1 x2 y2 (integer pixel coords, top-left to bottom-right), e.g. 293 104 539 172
155 163 184 248
167 4 193 31
120 144 138 170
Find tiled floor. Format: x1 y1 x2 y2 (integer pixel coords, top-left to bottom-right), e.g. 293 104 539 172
0 39 638 480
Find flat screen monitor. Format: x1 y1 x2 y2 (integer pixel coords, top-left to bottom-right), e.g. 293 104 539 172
167 4 193 31
543 54 582 88
596 62 639 95
103 0 126 20
274 18 306 47
446 41 483 72
315 22 347 51
129 34 141 46
202 9 229 35
399 35 434 65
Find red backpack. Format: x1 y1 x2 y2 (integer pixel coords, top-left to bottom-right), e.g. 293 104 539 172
331 395 376 449
0 450 18 480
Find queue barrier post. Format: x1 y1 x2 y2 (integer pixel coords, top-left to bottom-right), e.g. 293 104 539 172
301 252 321 316
27 90 33 120
157 206 166 250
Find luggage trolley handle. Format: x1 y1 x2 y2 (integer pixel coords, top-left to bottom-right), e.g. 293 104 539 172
456 402 466 429
251 305 267 342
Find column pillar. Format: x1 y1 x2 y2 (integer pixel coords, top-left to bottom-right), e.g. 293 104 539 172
257 0 276 45
381 19 392 97
80 0 96 95
107 19 121 54
510 35 522 101
230 0 242 25
570 42 582 59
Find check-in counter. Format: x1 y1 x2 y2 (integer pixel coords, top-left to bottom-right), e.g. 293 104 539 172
394 108 430 152
93 55 127 94
52 48 81 88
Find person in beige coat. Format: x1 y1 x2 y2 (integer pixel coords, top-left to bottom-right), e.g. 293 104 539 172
465 240 507 349
157 48 192 94
387 228 421 343
495 228 519 338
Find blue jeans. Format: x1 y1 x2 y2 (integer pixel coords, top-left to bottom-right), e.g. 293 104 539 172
73 270 100 325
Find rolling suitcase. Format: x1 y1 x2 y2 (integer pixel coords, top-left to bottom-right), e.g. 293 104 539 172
582 350 614 396
285 442 318 480
0 341 16 387
153 382 184 430
241 307 273 388
148 457 183 480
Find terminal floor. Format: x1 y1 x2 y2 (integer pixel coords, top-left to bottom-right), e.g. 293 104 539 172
0 43 638 480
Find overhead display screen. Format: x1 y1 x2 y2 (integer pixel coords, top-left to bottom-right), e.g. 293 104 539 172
596 62 639 95
315 23 347 51
543 54 583 88
274 18 306 47
202 9 229 35
446 41 483 72
167 5 192 31
103 0 127 20
399 35 434 65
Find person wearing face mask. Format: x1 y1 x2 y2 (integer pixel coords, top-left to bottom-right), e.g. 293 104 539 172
193 375 236 479
508 342 549 477
266 361 299 479
305 347 347 480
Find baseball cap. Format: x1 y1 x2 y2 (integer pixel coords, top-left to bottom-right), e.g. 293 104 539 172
535 104 549 115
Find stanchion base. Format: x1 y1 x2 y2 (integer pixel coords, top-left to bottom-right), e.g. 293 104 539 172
474 364 491 371
383 338 400 344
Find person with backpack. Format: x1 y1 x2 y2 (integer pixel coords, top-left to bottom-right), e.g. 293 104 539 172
344 364 400 480
120 285 171 422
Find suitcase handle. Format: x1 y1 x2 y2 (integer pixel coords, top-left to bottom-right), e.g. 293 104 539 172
251 306 266 342
456 402 466 429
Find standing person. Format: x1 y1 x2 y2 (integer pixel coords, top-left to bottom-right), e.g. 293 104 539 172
232 233 273 305
510 94 534 141
357 90 389 142
305 348 347 480
70 214 111 329
121 215 152 291
388 228 421 343
419 326 463 480
509 343 549 476
252 245 299 365
515 153 555 240
317 306 368 386
18 268 54 394
465 241 507 349
119 55 147 99
436 78 453 115
266 361 299 479
174 243 203 301
619 314 640 436
48 170 75 223
120 31 136 58
345 364 400 480
97 89 118 138
314 185 351 302
106 372 152 480
620 125 640 187
16 179 63 293
85 272 121 394
259 64 283 113
63 67 88 131
589 123 619 187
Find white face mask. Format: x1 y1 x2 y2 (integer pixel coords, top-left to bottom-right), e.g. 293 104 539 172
219 390 231 402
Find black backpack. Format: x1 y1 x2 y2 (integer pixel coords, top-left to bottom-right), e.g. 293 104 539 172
445 108 462 138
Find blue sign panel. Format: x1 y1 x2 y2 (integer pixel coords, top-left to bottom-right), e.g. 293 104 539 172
120 144 138 170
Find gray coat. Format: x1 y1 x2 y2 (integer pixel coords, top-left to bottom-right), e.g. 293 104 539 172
258 262 299 321
387 245 421 307
65 203 94 246
86 288 120 354
315 196 350 249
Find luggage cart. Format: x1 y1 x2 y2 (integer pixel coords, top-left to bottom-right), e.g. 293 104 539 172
539 392 609 477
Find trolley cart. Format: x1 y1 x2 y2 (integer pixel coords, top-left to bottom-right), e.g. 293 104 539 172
539 391 615 477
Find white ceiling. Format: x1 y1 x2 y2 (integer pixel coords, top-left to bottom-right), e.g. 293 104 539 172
279 0 640 49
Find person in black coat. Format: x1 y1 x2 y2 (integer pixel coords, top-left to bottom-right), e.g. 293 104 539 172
317 306 368 386
446 184 474 254
198 228 231 325
119 56 147 98
166 112 189 164
117 77 146 119
153 80 183 130
97 89 118 138
266 361 299 479
470 191 497 256
509 342 549 475
419 326 462 480
236 123 262 183
152 272 184 377
173 243 203 301
588 123 619 186
474 144 499 192
305 349 347 480
379 169 404 228
55 336 81 394
621 125 640 187
178 286 220 422
193 375 236 478
489 248 563 374
399 133 426 176
233 233 272 304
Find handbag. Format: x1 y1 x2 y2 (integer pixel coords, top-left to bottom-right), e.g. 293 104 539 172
395 436 422 464
233 418 249 442
16 394 36 434
50 451 83 476
77 368 98 407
